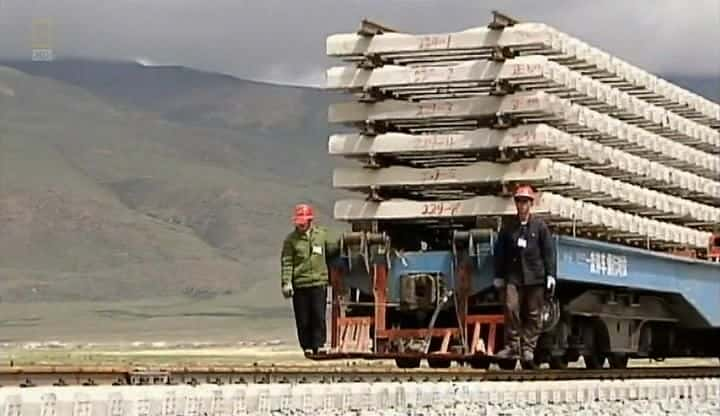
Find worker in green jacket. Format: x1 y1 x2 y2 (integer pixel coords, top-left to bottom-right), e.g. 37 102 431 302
281 203 340 355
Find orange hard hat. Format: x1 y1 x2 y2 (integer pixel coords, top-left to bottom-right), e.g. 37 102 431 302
293 203 314 225
513 184 535 200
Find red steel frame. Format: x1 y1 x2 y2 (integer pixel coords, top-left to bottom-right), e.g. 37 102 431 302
319 259 505 361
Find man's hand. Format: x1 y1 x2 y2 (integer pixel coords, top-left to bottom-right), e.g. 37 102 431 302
546 275 556 297
282 282 294 299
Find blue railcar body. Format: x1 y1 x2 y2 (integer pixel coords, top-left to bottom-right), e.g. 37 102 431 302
339 235 720 328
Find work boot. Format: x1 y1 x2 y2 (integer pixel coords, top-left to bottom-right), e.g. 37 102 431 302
493 345 519 359
519 349 538 370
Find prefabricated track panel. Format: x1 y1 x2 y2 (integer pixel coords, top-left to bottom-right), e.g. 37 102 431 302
329 91 720 180
327 56 718 154
328 125 720 207
333 158 720 229
326 23 720 129
334 193 713 249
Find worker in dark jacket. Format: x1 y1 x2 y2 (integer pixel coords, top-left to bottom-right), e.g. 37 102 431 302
493 185 557 364
280 203 340 355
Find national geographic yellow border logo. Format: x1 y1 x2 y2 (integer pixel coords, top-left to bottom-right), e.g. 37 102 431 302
31 18 54 61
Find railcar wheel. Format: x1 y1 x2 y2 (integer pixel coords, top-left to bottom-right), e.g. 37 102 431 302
497 359 517 370
583 354 605 369
565 349 580 363
468 358 490 369
607 354 629 369
581 318 609 369
549 355 569 369
427 358 451 369
395 357 421 369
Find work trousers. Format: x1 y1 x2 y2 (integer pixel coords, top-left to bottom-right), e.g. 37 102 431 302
291 285 327 352
504 283 544 354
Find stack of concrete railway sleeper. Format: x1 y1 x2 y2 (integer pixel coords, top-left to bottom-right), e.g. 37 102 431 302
324 15 720 255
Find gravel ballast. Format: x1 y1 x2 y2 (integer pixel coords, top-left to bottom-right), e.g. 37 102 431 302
0 378 717 415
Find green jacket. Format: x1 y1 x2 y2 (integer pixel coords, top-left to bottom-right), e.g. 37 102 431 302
281 225 340 289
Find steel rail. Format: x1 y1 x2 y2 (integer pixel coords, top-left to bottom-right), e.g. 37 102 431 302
0 365 718 387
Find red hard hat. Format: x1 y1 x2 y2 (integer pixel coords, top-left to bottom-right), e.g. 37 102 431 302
293 203 314 225
513 184 535 200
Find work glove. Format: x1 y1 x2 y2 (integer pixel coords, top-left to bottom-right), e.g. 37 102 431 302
493 278 505 289
281 282 294 299
546 275 556 298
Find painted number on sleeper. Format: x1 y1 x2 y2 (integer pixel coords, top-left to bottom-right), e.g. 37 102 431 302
418 34 452 50
510 63 543 76
416 101 454 116
420 202 461 216
412 134 465 151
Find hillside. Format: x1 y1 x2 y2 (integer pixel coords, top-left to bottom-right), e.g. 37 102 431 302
0 59 348 187
0 62 345 309
0 59 330 131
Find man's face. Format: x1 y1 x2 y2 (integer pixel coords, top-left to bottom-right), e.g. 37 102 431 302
295 221 311 233
514 197 532 218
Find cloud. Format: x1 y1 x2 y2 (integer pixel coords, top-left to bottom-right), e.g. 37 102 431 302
0 0 717 85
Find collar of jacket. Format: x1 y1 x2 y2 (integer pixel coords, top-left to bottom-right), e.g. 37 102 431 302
516 213 535 224
294 225 316 239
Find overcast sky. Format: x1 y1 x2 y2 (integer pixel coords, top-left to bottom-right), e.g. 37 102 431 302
0 0 718 86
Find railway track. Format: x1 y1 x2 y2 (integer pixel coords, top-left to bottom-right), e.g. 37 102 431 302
1 365 718 387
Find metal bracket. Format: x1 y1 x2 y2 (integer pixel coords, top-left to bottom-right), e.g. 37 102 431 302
361 120 387 136
488 10 521 30
128 370 171 385
357 19 398 36
492 113 515 129
341 231 391 274
365 153 381 168
358 53 385 69
367 231 391 270
495 149 514 163
453 228 495 268
488 79 515 96
367 186 382 201
489 46 515 62
340 231 367 273
357 89 382 103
